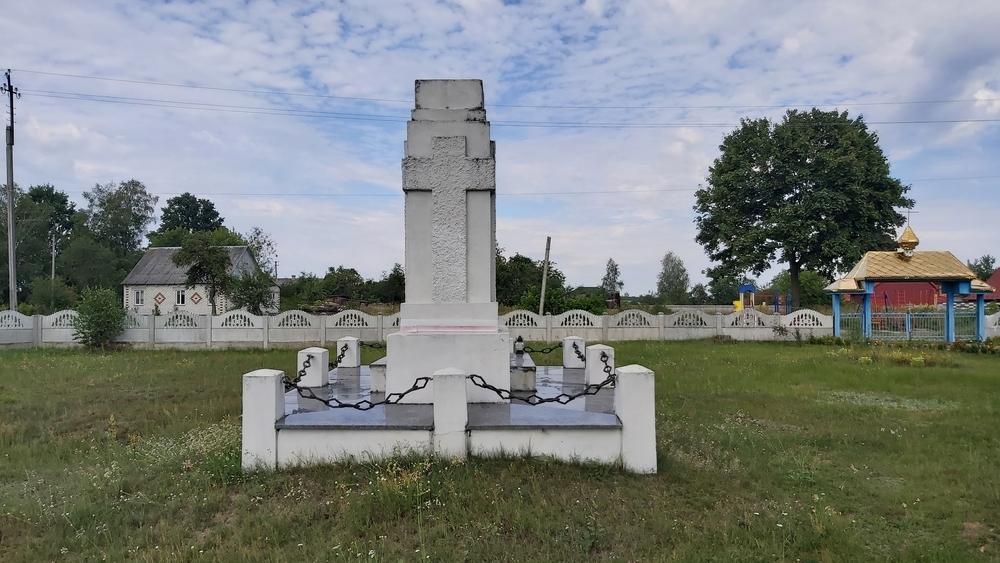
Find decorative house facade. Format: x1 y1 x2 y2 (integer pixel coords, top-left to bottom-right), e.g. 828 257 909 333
121 246 278 315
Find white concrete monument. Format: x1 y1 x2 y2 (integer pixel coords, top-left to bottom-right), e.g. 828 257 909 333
385 80 510 403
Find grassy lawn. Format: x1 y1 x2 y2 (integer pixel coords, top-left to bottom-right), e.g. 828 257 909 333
1 341 999 562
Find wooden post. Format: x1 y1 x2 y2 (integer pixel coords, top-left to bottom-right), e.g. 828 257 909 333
538 236 551 316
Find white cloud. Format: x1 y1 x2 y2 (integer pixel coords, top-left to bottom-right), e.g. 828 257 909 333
2 0 999 293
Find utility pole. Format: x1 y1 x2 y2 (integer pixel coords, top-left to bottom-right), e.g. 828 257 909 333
2 69 20 311
538 236 551 316
50 232 56 312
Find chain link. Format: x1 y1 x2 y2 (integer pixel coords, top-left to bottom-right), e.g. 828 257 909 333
522 342 563 354
468 351 616 405
328 343 350 372
285 343 429 410
572 340 586 362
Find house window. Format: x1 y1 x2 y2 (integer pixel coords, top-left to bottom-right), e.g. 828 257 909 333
134 290 144 306
176 290 186 305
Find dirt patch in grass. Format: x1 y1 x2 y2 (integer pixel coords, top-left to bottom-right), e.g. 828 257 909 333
823 391 958 412
725 410 802 432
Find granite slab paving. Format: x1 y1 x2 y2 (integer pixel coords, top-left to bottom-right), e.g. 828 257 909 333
277 357 619 430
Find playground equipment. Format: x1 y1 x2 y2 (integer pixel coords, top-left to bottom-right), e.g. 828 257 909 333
733 284 756 312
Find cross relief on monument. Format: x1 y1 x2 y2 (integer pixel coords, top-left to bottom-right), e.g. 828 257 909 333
403 136 495 303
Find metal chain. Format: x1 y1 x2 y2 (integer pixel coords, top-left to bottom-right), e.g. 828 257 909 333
572 340 586 362
285 343 429 410
287 376 431 411
328 343 350 371
468 351 616 405
522 341 563 354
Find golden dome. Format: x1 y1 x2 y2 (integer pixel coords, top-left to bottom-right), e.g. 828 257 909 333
898 225 919 252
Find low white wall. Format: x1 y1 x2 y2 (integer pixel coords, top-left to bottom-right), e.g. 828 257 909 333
13 308 1000 350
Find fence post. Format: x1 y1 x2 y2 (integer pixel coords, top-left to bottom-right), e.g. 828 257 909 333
319 315 327 347
545 313 552 342
716 313 723 336
602 314 610 341
905 312 912 340
149 314 156 349
33 315 43 347
377 314 384 342
263 315 270 349
658 312 665 340
206 315 213 349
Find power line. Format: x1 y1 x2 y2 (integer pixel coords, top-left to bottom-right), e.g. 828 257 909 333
56 176 999 199
12 67 1000 111
22 90 1000 129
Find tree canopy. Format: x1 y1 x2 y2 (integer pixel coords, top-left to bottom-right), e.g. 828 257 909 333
694 109 912 306
600 258 624 296
84 180 158 256
967 255 996 281
151 192 223 237
172 232 232 315
656 252 690 304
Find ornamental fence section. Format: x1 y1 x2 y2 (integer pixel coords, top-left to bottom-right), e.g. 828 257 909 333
1 309 997 349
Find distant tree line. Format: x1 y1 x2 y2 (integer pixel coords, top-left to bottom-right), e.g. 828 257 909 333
1 182 277 315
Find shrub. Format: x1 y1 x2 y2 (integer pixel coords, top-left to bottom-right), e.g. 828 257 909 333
74 287 127 349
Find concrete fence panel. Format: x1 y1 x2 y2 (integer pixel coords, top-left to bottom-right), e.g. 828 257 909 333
326 310 379 343
41 310 78 345
609 309 659 340
0 311 34 346
269 310 321 345
552 309 603 341
213 310 265 347
500 310 546 341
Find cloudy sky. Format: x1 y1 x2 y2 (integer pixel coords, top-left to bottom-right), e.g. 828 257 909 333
3 0 999 294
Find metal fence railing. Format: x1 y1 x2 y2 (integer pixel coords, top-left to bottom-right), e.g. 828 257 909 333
840 311 980 341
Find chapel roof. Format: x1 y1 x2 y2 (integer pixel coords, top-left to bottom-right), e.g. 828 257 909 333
824 227 995 293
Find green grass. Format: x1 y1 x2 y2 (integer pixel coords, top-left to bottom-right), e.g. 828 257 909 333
1 341 999 561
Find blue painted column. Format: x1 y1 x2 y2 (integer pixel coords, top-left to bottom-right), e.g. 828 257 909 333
862 281 874 339
944 290 955 343
832 295 841 337
905 312 912 340
977 294 986 342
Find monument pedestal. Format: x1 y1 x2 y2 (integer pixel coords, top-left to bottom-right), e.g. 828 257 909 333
386 327 510 404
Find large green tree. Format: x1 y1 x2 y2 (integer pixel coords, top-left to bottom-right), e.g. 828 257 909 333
84 179 158 256
1 185 55 303
172 232 232 315
600 258 624 296
656 252 690 304
150 192 223 239
694 109 913 306
967 255 996 281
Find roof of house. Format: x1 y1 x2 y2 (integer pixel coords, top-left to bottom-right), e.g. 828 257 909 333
121 246 256 285
970 268 1000 300
825 228 995 293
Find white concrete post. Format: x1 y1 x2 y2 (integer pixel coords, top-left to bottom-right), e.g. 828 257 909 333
262 315 270 349
562 336 586 369
369 357 387 393
296 347 330 387
585 344 615 386
336 336 361 368
658 313 665 340
615 364 657 474
545 313 553 341
432 368 468 459
319 315 327 347
602 314 610 341
242 369 284 470
32 314 42 347
206 315 213 349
